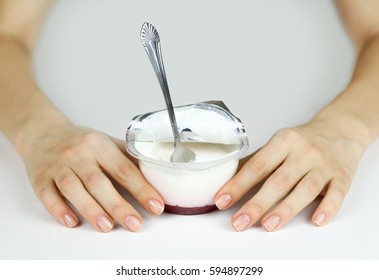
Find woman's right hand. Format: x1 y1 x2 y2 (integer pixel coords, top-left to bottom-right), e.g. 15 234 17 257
21 122 165 232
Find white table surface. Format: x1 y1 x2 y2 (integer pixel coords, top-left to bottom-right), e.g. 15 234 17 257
1 0 379 260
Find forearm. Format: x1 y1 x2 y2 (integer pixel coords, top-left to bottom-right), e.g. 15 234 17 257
313 33 379 148
0 33 69 156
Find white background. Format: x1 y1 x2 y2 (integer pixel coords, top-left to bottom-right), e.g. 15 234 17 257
1 0 379 260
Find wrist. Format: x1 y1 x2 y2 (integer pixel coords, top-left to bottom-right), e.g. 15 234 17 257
311 103 373 149
10 93 71 158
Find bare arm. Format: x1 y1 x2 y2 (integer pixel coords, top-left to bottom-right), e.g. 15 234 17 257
0 0 63 151
215 0 379 232
327 0 379 140
0 0 164 232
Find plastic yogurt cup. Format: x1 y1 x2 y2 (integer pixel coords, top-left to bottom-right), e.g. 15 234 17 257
125 100 249 215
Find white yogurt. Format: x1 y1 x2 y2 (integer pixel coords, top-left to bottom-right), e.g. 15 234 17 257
126 101 249 213
136 142 239 207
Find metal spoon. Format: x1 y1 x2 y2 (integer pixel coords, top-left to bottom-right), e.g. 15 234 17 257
140 22 196 163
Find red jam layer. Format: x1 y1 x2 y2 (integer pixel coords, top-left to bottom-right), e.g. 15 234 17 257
164 204 217 215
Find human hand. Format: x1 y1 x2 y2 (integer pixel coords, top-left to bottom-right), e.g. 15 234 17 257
21 122 164 232
215 114 368 232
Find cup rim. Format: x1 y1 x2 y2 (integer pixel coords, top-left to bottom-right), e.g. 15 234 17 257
125 101 249 170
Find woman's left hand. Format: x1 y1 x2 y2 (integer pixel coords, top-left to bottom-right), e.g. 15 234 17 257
215 114 367 232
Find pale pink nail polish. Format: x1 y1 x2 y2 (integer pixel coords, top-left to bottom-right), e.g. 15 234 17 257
215 194 232 209
96 215 113 232
63 214 77 227
263 215 280 232
125 216 142 232
314 213 326 226
232 214 251 232
148 199 164 215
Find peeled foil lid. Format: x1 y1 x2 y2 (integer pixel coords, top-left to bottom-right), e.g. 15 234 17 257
126 100 248 145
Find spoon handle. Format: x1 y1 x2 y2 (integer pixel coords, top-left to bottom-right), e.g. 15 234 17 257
140 22 180 141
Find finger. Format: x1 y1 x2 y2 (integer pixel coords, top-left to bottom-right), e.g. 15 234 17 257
75 163 143 232
55 168 114 233
230 158 311 232
311 173 351 227
111 137 138 165
96 140 165 216
261 169 329 232
215 137 289 210
34 178 79 228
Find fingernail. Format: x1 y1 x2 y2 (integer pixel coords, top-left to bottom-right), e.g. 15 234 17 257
63 214 77 227
96 215 113 232
232 214 251 232
125 216 142 232
215 194 232 209
148 199 164 215
314 213 326 226
263 215 280 232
